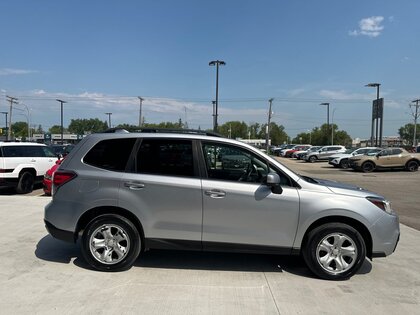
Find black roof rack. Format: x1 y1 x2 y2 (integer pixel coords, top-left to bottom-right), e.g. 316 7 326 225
102 127 223 137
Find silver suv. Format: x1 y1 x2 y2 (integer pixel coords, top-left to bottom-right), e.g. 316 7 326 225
305 145 346 163
44 130 399 280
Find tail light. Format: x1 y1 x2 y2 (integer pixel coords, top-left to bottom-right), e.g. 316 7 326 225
52 170 77 194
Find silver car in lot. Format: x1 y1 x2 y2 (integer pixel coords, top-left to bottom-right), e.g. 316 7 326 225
44 130 399 280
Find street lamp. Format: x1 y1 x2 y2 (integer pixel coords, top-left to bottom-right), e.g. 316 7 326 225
320 103 330 144
209 60 226 132
365 83 381 146
331 108 337 145
105 112 112 128
56 99 67 144
138 97 144 127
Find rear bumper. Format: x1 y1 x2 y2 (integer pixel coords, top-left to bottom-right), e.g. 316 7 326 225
44 220 76 243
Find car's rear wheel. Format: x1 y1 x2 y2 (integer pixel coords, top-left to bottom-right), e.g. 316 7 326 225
16 171 34 194
361 161 375 173
406 160 419 172
81 214 141 271
340 159 350 169
302 223 366 280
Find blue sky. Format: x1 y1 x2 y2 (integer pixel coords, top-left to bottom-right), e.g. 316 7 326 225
0 0 419 139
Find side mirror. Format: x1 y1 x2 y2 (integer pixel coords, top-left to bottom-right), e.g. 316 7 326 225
265 173 283 194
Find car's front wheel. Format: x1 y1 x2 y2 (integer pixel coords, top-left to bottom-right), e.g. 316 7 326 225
340 159 350 169
361 161 375 173
81 214 141 271
309 156 317 163
302 223 366 280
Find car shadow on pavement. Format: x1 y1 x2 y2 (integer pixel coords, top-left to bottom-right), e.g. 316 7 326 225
35 236 372 278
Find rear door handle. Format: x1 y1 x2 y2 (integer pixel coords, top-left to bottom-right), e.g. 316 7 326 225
124 182 145 190
204 189 226 198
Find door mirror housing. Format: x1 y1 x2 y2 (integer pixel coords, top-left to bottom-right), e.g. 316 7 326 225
265 173 283 194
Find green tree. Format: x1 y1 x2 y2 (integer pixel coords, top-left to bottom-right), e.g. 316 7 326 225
294 124 352 146
398 123 420 145
49 125 65 134
12 121 28 138
218 121 248 139
258 122 288 145
68 118 108 134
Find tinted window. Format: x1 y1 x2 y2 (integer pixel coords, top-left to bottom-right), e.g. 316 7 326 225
136 139 194 177
84 138 136 171
2 145 46 157
42 147 57 158
391 149 403 155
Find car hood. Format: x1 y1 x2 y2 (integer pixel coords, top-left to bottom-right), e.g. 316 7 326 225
300 176 382 198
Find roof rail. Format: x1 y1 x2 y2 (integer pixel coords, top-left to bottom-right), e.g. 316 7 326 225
102 127 223 137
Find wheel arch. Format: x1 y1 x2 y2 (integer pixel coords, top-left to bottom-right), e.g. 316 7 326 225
19 167 36 178
300 216 373 259
405 158 419 168
75 206 145 245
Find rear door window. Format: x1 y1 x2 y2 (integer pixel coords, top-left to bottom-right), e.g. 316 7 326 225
84 138 137 171
136 139 195 177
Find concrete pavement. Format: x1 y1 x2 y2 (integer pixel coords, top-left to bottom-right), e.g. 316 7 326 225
0 195 419 314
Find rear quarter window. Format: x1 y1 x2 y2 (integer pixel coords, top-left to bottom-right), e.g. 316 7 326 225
84 138 137 171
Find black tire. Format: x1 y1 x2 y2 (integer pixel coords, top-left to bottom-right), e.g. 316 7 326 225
406 160 419 172
81 214 141 271
309 156 317 163
16 171 34 194
302 223 366 280
340 159 349 169
361 161 375 173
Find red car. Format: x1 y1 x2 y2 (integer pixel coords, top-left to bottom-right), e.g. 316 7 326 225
43 159 62 195
284 145 312 158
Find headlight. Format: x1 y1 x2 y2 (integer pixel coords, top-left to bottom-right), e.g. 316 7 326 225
332 159 338 163
367 197 393 214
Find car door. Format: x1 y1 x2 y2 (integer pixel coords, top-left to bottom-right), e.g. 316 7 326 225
121 138 203 243
200 141 300 251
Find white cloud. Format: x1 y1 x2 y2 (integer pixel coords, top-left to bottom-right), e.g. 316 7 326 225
0 68 37 75
319 89 370 101
349 16 385 38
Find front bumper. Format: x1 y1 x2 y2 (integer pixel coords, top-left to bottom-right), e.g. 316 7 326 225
370 212 400 257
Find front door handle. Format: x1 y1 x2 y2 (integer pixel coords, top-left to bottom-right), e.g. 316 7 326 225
205 189 226 198
124 182 145 190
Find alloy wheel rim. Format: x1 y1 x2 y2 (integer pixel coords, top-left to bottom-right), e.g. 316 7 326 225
89 224 130 265
316 233 357 275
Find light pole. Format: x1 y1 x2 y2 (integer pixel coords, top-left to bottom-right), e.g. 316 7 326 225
365 83 381 146
411 99 420 147
0 111 8 140
6 95 18 140
209 60 226 132
266 98 274 152
105 112 112 128
138 97 144 127
56 99 67 144
320 103 330 144
331 108 337 145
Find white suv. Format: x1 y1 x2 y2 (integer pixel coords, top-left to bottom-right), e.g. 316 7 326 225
305 145 346 163
0 142 57 193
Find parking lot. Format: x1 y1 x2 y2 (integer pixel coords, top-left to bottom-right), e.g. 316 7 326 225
1 159 419 314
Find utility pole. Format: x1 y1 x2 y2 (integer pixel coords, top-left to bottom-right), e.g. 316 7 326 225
105 112 112 128
266 98 274 153
6 96 18 141
56 99 67 144
138 97 144 127
320 102 330 144
411 99 420 147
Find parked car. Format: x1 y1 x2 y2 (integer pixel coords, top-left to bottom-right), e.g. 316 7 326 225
294 146 322 160
43 159 63 195
305 145 346 163
44 129 399 280
283 145 311 158
328 147 382 169
277 144 297 156
49 144 75 158
349 148 420 172
0 142 57 193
